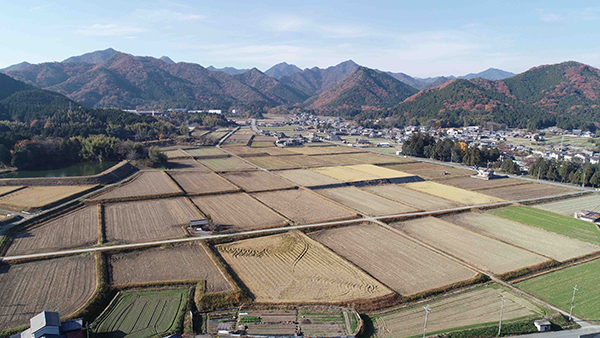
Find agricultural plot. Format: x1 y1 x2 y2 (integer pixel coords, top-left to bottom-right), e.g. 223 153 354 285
383 162 474 180
299 307 354 337
6 206 98 255
479 183 575 201
105 197 203 243
167 158 210 171
168 171 238 195
274 169 343 187
241 310 298 336
91 171 181 201
191 193 287 231
390 217 548 274
371 285 542 338
0 186 24 197
286 146 365 156
0 185 97 211
251 141 276 147
277 154 333 168
314 187 416 216
262 147 297 156
217 231 392 303
441 213 599 262
346 153 408 164
253 135 277 142
310 223 476 295
312 154 365 165
362 184 462 211
489 206 600 246
184 147 228 158
517 258 600 320
0 255 96 331
224 146 270 157
221 171 296 192
437 176 529 191
244 155 300 170
92 289 187 338
198 157 257 172
535 194 600 216
164 148 190 159
313 166 380 182
404 181 504 205
108 243 230 292
252 189 358 224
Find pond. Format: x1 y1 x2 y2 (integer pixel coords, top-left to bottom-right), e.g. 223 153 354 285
0 161 119 179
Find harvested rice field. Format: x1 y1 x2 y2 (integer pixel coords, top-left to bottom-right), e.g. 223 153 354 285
311 154 365 165
217 231 393 303
0 186 24 197
91 171 181 201
167 158 210 171
108 243 231 292
314 187 416 216
535 194 600 216
437 176 529 191
362 184 462 211
274 169 343 187
312 166 380 182
441 212 599 262
197 157 257 172
168 171 239 194
404 181 504 205
244 155 300 169
286 146 365 156
309 223 477 295
6 206 98 255
346 153 408 164
105 197 203 243
191 193 287 231
262 147 297 156
479 183 576 201
221 171 296 192
390 217 549 274
277 154 333 168
164 148 190 159
252 189 358 224
383 162 474 179
184 147 228 158
0 255 96 331
347 164 414 179
0 185 97 211
251 141 275 147
371 284 542 338
224 146 270 157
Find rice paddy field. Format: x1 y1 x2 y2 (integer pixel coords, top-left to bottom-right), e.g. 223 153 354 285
286 146 365 156
221 171 296 192
261 147 298 156
191 193 287 231
164 148 190 159
184 147 228 158
197 157 257 172
274 169 343 187
313 164 411 183
517 258 600 320
404 181 504 205
6 206 98 255
371 284 543 338
309 223 477 295
383 162 474 180
108 243 231 292
390 217 549 274
252 189 358 224
224 146 271 157
217 231 393 303
0 185 97 211
166 158 210 171
346 153 408 164
362 184 462 211
441 212 599 262
0 255 96 331
479 183 576 201
91 171 181 201
251 141 276 147
437 176 529 191
244 155 300 169
168 171 239 194
276 154 334 168
535 194 600 216
489 206 600 246
104 197 203 243
92 289 187 338
314 187 416 216
0 186 24 197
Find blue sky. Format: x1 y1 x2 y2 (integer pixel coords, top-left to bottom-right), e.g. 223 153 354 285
2 0 600 77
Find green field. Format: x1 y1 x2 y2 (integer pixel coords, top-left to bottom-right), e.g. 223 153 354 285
489 206 600 246
92 289 187 338
517 258 600 320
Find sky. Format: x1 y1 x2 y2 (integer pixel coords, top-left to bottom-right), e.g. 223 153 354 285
2 0 600 77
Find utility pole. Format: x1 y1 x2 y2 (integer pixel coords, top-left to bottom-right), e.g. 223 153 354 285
423 305 432 338
498 295 506 336
569 285 578 321
582 171 586 188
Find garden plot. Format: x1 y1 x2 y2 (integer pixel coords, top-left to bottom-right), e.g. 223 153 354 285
535 194 600 216
191 193 287 231
0 185 98 211
252 189 358 224
244 155 300 169
169 171 239 195
310 223 477 295
197 157 257 172
184 147 228 158
91 171 181 201
167 158 210 171
104 197 203 243
217 231 392 303
0 255 96 331
6 206 98 255
404 181 504 205
438 176 529 191
221 171 296 192
108 243 230 292
479 183 576 201
383 162 474 179
390 217 548 274
314 187 416 216
362 184 462 211
441 212 599 262
274 169 343 187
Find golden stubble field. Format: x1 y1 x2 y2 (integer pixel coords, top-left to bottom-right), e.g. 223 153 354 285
91 171 181 201
0 185 97 211
221 171 296 192
362 184 462 211
314 187 416 216
404 181 504 205
217 231 393 303
169 171 239 194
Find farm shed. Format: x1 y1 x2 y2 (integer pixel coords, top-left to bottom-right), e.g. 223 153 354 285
533 319 551 332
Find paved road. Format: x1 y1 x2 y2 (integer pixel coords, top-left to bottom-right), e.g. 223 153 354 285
511 326 600 338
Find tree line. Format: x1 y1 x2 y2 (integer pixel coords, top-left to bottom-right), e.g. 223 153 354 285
528 158 600 187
